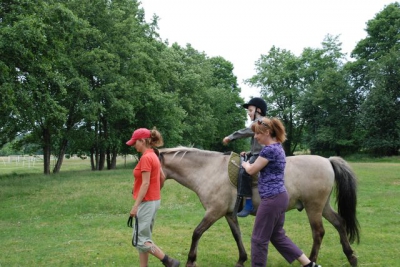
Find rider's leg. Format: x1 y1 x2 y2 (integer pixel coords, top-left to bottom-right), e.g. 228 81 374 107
237 155 258 217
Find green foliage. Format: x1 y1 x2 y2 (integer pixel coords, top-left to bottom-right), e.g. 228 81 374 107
247 47 303 155
247 36 362 157
0 142 18 156
3 1 399 173
1 0 247 172
299 35 361 157
351 2 400 156
248 16 399 158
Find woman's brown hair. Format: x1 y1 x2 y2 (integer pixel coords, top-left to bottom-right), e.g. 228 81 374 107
144 127 164 148
251 117 287 143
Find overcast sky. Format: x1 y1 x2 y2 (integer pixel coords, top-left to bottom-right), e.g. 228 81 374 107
140 0 394 101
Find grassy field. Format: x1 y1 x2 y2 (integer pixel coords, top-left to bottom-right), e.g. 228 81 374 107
0 156 399 266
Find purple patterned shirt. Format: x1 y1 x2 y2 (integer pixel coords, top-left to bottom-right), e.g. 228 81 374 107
258 143 287 198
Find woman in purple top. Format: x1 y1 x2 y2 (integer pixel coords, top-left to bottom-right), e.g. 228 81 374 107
242 117 321 267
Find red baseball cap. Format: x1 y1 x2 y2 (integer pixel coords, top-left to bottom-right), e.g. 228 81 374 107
126 128 151 146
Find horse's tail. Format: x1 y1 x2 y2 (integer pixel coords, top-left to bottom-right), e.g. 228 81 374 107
329 156 360 244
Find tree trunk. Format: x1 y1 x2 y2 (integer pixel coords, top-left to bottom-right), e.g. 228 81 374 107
111 149 117 169
109 148 118 169
99 115 107 171
53 139 68 173
92 118 101 170
99 150 105 170
95 151 99 170
106 149 111 170
90 147 96 170
42 128 51 175
106 148 118 170
283 140 292 156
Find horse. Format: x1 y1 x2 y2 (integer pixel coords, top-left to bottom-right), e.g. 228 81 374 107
159 146 360 267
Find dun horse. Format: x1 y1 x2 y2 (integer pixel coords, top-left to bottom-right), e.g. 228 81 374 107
159 147 360 267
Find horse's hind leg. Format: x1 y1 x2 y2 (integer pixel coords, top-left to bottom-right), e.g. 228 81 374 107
225 215 248 267
305 210 325 263
323 204 358 266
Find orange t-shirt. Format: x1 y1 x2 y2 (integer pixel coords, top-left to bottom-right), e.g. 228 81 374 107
132 149 161 201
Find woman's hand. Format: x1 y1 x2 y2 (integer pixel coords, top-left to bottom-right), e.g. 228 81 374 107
242 156 269 175
222 137 230 145
240 151 247 157
130 205 138 217
242 161 250 169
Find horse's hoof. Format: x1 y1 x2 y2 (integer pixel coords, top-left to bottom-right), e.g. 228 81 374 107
186 262 196 267
349 256 358 266
235 263 244 267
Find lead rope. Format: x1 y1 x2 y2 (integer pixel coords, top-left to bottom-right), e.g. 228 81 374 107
127 216 138 247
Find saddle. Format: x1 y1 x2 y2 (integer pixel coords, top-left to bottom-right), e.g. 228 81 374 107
227 152 258 188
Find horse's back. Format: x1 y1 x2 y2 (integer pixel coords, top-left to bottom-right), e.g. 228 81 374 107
284 155 335 210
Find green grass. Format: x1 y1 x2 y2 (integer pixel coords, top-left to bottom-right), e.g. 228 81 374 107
0 157 399 266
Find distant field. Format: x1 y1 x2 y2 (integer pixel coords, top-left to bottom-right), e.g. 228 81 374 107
0 156 399 266
0 155 136 175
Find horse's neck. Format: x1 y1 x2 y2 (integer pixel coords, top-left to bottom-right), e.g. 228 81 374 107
164 158 201 188
163 153 229 191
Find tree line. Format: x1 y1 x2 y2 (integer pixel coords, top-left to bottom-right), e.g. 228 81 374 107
1 1 399 174
250 3 399 157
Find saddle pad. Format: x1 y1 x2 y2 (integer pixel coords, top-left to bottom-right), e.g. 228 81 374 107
228 152 258 188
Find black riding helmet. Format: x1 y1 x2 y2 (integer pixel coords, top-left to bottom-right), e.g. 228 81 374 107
242 97 267 116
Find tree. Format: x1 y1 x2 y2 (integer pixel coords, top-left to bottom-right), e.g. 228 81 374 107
64 0 167 170
0 1 95 174
247 46 303 155
152 43 214 149
0 0 256 173
350 2 400 155
358 50 400 155
298 35 361 156
1 0 159 173
302 68 360 155
207 56 247 152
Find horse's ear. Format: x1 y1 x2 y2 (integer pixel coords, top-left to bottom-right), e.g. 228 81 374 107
154 147 164 162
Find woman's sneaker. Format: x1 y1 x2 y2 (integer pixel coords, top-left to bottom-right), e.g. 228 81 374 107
163 257 180 267
304 262 321 267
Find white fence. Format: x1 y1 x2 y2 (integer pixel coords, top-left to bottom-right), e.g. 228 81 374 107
1 154 137 168
0 155 46 167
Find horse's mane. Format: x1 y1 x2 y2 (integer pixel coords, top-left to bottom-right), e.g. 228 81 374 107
159 146 223 159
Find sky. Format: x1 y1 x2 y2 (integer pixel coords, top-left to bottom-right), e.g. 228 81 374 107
139 0 395 101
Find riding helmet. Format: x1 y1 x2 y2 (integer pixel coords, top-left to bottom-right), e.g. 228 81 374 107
242 97 267 116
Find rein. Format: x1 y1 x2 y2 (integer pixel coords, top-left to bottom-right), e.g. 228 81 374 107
127 216 138 247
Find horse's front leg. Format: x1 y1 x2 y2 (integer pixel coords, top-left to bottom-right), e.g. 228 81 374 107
225 214 248 267
186 215 217 267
